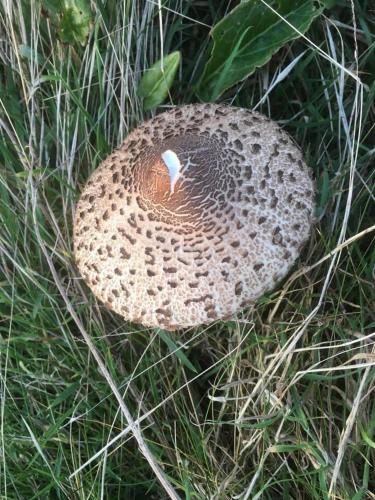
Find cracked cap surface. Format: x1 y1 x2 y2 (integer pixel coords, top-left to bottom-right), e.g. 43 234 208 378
74 104 315 330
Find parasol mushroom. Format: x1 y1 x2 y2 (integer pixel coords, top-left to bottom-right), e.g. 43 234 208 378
73 104 315 330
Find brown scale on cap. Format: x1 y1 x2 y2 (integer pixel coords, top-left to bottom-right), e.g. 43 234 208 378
74 104 315 330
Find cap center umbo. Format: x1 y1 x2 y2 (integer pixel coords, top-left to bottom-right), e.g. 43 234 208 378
135 134 226 224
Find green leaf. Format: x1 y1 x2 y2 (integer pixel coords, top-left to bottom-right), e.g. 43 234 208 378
138 51 181 110
42 0 63 17
156 329 198 373
48 381 80 409
197 0 324 101
19 45 45 65
43 0 92 46
316 168 330 219
238 412 282 429
59 0 92 46
361 429 375 449
269 442 311 453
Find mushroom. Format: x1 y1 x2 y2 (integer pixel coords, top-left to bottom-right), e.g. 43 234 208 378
74 104 314 330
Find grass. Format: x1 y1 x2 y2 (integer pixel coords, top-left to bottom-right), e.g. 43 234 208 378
0 0 374 498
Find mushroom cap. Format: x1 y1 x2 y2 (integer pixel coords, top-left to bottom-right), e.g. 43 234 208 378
74 104 314 330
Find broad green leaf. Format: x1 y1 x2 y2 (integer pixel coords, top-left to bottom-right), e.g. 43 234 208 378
59 0 92 46
138 51 181 110
197 0 324 101
43 0 92 46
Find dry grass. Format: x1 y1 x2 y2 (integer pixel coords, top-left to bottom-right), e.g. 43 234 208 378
0 1 374 498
